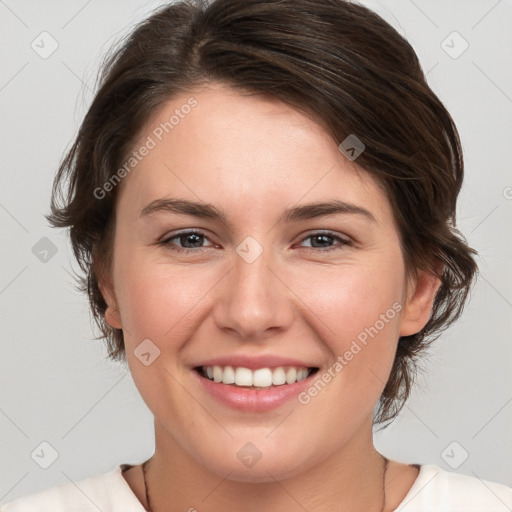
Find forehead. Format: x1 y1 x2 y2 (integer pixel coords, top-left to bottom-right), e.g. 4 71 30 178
116 84 393 227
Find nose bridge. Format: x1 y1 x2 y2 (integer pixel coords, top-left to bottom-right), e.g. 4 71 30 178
213 238 293 339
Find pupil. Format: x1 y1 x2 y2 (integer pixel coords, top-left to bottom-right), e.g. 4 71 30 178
313 234 331 247
183 233 202 248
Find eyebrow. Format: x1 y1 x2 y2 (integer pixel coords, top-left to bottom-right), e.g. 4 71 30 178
139 197 377 227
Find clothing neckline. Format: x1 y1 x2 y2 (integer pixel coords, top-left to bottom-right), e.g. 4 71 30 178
116 462 438 511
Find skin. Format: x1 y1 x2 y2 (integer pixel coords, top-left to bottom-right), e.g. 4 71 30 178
100 83 439 511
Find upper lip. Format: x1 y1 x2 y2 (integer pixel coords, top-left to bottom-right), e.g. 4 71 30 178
193 354 320 370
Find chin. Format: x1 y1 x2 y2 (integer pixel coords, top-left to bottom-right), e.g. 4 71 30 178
194 441 321 484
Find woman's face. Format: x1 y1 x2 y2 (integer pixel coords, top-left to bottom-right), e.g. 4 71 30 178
103 84 433 482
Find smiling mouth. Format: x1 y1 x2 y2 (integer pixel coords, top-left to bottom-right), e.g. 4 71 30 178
195 365 319 389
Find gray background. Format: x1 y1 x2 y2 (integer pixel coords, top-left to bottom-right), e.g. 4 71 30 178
1 0 511 504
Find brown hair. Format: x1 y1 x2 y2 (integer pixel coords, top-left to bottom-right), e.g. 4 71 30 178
47 0 478 427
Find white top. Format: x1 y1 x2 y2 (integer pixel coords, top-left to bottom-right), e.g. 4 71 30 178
1 463 512 511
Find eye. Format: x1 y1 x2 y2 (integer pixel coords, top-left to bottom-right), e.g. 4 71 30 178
159 229 352 254
297 231 352 252
160 230 214 253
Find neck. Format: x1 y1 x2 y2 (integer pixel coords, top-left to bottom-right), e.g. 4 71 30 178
144 417 388 512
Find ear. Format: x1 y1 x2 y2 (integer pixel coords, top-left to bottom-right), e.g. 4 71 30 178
399 268 442 337
96 265 123 330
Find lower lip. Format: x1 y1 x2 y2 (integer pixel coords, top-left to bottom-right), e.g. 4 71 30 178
193 369 316 412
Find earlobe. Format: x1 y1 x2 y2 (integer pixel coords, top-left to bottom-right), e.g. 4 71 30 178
98 277 123 330
399 269 442 337
105 304 123 330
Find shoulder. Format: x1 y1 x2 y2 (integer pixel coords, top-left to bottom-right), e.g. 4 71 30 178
395 464 512 512
0 465 144 512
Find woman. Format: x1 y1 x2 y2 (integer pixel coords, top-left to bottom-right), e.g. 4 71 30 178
2 0 511 510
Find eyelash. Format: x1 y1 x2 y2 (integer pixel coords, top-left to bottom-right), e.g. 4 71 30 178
159 230 352 253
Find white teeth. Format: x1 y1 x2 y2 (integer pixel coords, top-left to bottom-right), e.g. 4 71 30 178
235 367 253 386
222 365 235 384
297 368 308 382
213 365 223 383
285 367 297 384
272 367 286 385
201 365 314 387
253 368 273 387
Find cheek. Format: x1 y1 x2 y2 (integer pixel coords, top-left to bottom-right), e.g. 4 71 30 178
112 251 218 345
291 256 405 401
294 258 405 344
293 271 402 417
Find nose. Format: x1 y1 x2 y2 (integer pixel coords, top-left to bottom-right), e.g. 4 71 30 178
212 243 295 341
